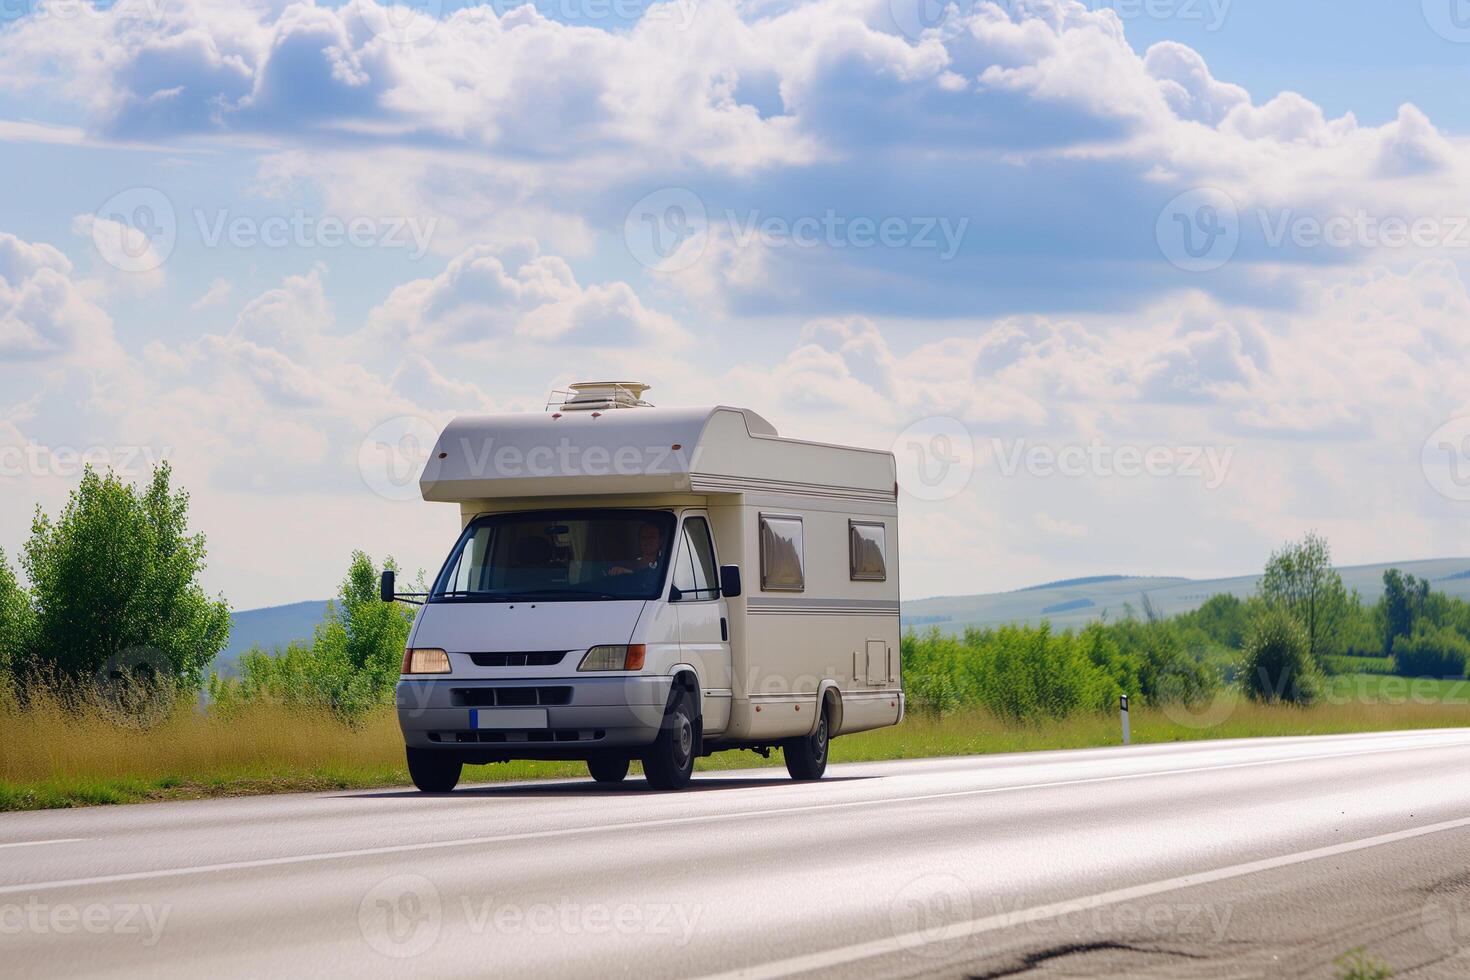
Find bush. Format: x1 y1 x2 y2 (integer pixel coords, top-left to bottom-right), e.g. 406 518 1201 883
1241 608 1320 705
967 624 1113 721
209 552 416 721
1391 626 1470 679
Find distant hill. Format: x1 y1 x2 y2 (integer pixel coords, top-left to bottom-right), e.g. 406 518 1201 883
901 558 1470 634
214 600 329 677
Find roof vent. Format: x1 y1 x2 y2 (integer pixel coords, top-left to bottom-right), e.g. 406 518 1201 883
550 382 653 412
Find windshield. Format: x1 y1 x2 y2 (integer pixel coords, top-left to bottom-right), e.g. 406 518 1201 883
430 510 676 602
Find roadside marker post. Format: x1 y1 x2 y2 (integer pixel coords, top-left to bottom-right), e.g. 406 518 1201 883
1120 694 1131 745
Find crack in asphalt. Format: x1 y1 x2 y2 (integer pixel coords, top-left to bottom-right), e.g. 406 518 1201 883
967 941 1211 979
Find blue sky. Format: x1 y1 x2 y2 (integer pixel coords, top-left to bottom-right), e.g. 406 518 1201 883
1 0 1469 608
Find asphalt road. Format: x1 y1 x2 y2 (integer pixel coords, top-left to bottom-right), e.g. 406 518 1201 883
5 729 1470 978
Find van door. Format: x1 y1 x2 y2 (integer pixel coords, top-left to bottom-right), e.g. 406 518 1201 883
672 513 733 733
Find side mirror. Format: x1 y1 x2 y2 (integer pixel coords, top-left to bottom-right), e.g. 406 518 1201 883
380 569 395 603
719 564 742 599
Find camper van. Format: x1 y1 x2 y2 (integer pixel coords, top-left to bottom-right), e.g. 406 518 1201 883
386 382 903 791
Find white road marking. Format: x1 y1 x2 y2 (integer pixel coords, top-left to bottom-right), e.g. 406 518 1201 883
691 814 1470 979
0 737 1464 896
0 838 87 850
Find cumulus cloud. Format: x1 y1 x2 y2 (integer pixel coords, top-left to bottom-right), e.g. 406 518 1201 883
4 0 1466 319
0 232 119 362
371 241 687 347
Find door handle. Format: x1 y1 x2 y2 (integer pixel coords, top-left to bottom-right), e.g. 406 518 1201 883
720 617 728 642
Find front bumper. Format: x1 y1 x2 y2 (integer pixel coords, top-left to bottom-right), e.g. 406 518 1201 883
396 675 674 755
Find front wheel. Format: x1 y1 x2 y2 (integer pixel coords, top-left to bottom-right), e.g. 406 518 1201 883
783 709 829 781
588 755 630 783
643 690 696 790
407 747 462 793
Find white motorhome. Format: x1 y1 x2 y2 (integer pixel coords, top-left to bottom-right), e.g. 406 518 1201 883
387 382 903 791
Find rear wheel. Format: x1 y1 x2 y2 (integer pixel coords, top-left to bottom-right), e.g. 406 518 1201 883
587 755 630 783
643 689 696 790
406 747 462 793
783 707 829 781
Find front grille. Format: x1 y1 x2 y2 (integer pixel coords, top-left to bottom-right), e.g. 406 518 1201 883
451 686 573 707
467 651 568 668
429 729 605 744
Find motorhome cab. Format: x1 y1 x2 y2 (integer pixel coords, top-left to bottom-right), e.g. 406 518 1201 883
386 382 903 792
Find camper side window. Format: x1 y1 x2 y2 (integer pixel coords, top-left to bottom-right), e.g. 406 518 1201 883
849 521 887 582
759 515 805 592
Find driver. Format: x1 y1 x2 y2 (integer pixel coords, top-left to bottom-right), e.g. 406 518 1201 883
608 521 665 584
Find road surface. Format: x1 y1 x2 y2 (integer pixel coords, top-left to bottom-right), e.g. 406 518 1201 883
5 729 1470 978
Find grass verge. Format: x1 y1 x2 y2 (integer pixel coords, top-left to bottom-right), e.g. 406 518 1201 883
2 691 1466 812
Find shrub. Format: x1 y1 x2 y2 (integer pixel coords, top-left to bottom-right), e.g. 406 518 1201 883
900 629 968 716
1391 626 1470 679
1241 607 1320 705
209 552 416 721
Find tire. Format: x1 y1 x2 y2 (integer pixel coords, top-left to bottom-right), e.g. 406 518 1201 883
783 707 830 781
406 747 462 793
587 755 630 784
643 689 696 790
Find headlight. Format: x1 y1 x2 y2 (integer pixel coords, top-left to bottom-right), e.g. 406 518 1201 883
402 648 451 674
577 644 647 671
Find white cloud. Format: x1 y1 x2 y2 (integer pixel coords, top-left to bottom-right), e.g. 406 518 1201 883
371 241 687 347
0 232 119 363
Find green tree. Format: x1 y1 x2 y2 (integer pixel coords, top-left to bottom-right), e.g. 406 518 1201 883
1260 532 1349 666
21 464 230 691
1378 569 1430 655
0 547 33 678
1241 606 1320 705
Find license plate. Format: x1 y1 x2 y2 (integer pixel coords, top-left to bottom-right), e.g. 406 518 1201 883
470 708 549 730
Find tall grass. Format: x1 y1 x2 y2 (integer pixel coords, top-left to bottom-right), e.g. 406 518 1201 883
4 677 1467 811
